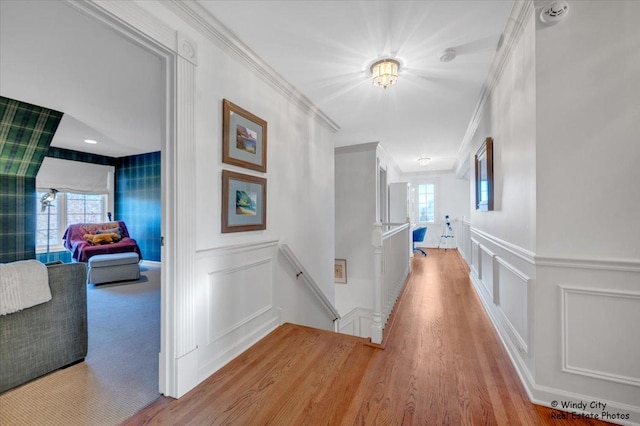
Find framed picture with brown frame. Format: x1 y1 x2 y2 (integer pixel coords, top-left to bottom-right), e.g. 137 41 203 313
475 137 494 211
222 99 267 173
222 170 267 233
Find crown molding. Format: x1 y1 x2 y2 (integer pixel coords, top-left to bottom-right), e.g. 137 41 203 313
163 0 340 133
455 0 534 166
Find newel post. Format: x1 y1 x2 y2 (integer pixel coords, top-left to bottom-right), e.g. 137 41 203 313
371 222 384 344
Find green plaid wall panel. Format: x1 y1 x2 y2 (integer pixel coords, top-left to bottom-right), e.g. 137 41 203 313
0 176 36 263
0 96 61 263
0 96 63 178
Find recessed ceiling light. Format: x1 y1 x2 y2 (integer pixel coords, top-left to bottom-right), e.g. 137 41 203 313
84 139 98 144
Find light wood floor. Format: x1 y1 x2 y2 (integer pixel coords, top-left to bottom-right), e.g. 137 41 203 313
124 249 611 425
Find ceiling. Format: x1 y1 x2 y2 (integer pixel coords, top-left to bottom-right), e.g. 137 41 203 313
0 1 514 172
199 0 514 173
0 0 162 158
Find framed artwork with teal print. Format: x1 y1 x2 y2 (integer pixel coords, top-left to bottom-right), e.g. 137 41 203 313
222 170 266 233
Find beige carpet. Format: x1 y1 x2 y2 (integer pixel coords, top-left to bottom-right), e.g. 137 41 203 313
0 262 161 426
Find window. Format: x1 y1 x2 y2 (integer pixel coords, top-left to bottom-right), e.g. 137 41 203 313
36 191 107 252
66 193 105 224
36 193 59 250
417 184 435 222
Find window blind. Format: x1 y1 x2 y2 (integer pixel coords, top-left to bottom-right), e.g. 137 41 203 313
36 157 114 194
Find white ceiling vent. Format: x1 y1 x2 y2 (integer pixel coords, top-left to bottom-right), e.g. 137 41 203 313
540 1 570 25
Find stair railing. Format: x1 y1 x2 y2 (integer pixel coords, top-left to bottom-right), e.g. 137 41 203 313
279 244 341 323
371 220 411 344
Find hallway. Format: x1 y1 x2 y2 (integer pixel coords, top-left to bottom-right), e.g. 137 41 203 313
125 250 609 425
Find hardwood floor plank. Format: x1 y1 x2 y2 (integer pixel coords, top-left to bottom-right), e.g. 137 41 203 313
291 339 375 425
125 249 615 426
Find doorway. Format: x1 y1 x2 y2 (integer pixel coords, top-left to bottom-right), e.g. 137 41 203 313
0 0 173 421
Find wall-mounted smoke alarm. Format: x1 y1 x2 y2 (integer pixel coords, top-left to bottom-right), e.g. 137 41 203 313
540 1 570 25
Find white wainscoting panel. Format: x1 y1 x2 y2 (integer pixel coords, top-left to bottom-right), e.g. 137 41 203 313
470 238 480 278
479 245 495 300
441 223 640 420
207 258 273 341
195 240 280 382
561 286 640 386
460 220 471 264
338 307 373 339
339 316 355 336
495 257 530 355
467 227 535 393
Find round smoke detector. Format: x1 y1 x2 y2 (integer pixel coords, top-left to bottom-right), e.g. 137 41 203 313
540 1 570 24
439 48 457 63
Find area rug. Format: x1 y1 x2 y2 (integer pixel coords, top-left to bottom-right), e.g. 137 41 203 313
0 262 161 426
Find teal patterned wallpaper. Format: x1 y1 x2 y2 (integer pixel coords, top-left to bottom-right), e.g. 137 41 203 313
115 152 161 262
0 96 63 263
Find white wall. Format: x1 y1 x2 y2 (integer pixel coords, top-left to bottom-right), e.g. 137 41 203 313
187 12 337 378
334 144 377 321
376 144 404 225
469 19 537 254
535 0 640 260
463 2 538 380
460 1 639 422
111 0 339 396
334 142 411 337
533 0 640 418
376 143 403 187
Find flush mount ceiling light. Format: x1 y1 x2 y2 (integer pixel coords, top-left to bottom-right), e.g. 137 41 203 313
418 157 431 166
370 59 400 89
84 139 98 144
540 1 570 24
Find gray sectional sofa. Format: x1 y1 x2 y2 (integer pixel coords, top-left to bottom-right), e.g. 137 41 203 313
0 262 88 393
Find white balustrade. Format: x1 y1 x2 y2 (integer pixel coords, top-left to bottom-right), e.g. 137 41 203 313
371 220 411 344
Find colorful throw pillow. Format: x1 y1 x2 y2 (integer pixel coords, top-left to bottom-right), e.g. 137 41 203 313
79 222 120 236
92 234 115 245
82 232 122 245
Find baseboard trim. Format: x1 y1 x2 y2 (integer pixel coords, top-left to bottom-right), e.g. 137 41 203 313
198 317 279 384
528 386 639 425
469 270 534 388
